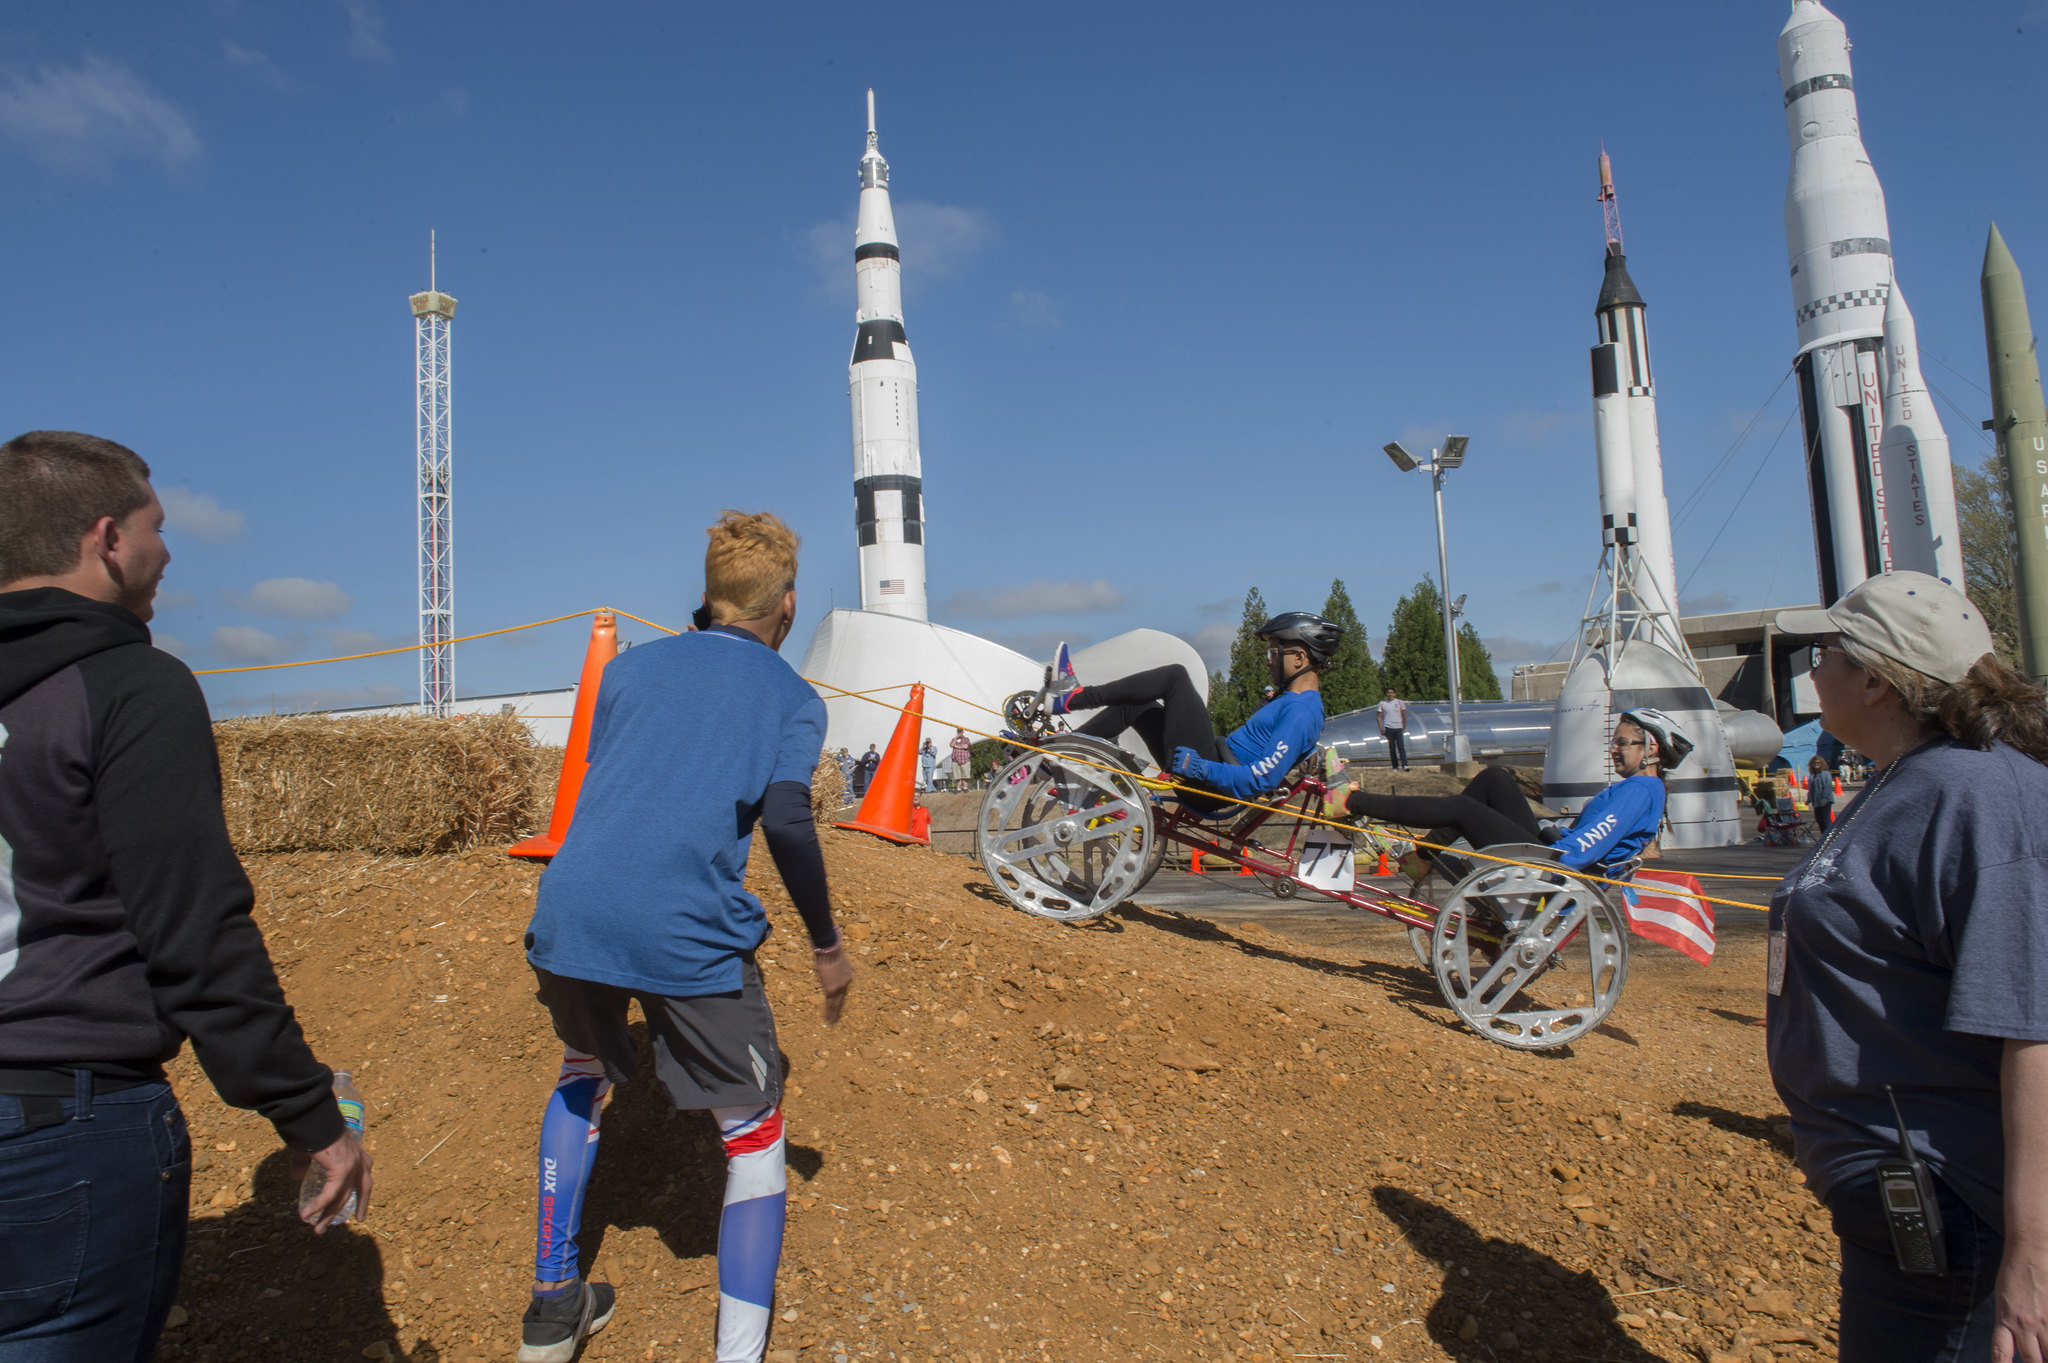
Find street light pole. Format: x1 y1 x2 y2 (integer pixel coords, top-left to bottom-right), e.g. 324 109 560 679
1432 457 1467 764
1384 435 1471 768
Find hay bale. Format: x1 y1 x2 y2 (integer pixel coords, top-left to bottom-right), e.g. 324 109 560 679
811 753 845 822
530 745 566 830
215 714 541 855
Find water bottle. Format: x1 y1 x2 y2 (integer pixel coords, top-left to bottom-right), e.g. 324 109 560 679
298 1071 365 1222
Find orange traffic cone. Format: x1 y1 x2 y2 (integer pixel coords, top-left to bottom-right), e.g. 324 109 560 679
835 684 931 845
1835 775 1843 797
1376 850 1392 876
1190 850 1204 875
509 612 618 860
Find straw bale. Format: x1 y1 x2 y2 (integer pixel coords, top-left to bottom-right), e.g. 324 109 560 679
215 714 542 855
811 753 845 821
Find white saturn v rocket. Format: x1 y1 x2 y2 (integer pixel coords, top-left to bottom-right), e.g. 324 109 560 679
801 91 1208 755
1545 152 1748 850
1780 0 1963 601
848 89 927 620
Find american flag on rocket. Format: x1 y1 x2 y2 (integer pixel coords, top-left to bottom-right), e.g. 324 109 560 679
1619 869 1715 965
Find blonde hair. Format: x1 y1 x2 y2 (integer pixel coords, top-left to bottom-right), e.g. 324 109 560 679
1838 638 2048 764
705 510 798 624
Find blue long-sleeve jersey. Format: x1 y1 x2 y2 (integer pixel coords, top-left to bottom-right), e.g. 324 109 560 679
1555 773 1664 869
1179 689 1326 799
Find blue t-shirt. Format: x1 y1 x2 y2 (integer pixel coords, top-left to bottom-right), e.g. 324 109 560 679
1767 738 2048 1235
526 626 827 996
1182 689 1325 799
1554 773 1664 870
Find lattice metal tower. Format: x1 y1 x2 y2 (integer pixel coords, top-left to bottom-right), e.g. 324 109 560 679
410 232 457 717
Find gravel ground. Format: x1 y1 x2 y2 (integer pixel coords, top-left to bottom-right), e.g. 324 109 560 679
157 831 1829 1363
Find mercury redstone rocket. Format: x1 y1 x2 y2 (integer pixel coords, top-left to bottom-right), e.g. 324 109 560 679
1590 149 1680 622
1546 151 1747 849
848 89 926 620
1780 0 1963 601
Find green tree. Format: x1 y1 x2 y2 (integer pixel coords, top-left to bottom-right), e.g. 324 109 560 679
1457 622 1502 700
1318 578 1381 715
1956 454 2022 664
1381 578 1500 701
1381 578 1450 700
1207 587 1268 732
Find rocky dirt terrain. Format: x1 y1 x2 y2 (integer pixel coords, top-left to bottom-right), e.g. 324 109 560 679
157 831 1828 1363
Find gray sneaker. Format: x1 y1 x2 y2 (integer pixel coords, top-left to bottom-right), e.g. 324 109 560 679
518 1279 615 1363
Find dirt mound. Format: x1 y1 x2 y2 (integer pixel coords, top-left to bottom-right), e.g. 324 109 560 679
160 834 1833 1363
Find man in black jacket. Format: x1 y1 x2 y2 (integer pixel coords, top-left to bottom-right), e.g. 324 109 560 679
0 430 371 1360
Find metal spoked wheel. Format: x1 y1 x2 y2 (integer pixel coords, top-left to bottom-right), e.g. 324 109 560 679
1428 860 1629 1050
978 737 1156 923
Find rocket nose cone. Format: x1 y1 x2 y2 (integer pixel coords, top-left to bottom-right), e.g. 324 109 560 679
1985 222 2019 278
1781 0 1837 35
1597 252 1645 312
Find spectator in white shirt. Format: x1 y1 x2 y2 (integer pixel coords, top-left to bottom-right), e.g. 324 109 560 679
1377 687 1411 771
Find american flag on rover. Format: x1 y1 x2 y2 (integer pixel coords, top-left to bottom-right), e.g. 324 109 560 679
1619 869 1715 965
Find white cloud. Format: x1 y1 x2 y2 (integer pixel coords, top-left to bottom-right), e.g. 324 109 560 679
1501 409 1569 445
1180 622 1237 673
222 41 291 90
804 200 994 299
159 486 245 543
340 0 393 60
0 55 199 174
211 624 290 663
315 628 395 653
214 682 410 716
1391 422 1462 462
991 629 1092 661
1680 590 1737 616
154 587 199 610
1009 289 1061 332
152 631 194 660
1482 635 1573 668
937 579 1123 620
232 577 353 620
1516 581 1563 597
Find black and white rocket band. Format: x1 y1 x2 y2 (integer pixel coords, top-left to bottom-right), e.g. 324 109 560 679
854 474 922 547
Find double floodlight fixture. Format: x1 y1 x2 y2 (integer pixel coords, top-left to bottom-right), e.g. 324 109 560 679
1381 435 1469 473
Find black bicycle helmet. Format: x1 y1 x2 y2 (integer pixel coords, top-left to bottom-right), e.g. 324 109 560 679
1255 612 1343 668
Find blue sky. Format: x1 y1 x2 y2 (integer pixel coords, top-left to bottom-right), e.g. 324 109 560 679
4 1 2043 714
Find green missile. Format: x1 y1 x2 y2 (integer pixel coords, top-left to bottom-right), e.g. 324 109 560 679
1982 223 2048 682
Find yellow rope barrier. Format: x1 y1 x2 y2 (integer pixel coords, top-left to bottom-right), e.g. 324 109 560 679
190 599 1777 908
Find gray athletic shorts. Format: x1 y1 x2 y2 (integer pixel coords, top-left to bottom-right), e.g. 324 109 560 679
532 957 784 1111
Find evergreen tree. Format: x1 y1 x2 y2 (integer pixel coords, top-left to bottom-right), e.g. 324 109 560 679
1956 455 2022 663
1457 622 1502 700
1380 578 1450 700
1318 578 1381 715
1207 588 1269 732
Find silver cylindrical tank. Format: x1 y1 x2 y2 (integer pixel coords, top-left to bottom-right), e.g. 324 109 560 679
1718 706 1787 767
1321 700 1559 767
1541 644 1742 848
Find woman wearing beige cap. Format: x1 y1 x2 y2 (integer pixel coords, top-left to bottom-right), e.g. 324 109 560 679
1767 571 2048 1361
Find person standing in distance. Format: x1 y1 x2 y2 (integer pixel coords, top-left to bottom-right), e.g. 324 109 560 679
0 431 371 1361
1377 687 1410 771
917 737 937 794
518 511 853 1363
949 727 972 791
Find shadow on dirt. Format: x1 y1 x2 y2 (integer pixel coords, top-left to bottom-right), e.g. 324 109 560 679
576 1024 822 1276
1369 1186 1675 1361
1673 1100 1793 1156
165 1150 411 1362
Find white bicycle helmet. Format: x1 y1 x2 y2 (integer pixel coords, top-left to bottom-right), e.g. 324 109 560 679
1619 707 1693 772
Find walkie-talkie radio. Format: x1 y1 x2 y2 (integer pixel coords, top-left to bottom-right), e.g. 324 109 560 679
1875 1085 1948 1276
